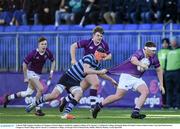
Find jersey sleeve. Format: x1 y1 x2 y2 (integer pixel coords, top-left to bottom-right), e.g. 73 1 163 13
23 50 34 64
77 40 89 48
83 55 93 65
131 50 143 60
104 42 111 55
47 49 55 62
152 55 160 68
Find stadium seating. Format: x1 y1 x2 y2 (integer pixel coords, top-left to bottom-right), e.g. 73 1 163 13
0 26 4 32
30 25 44 31
151 24 163 30
84 24 96 30
110 24 124 30
4 26 17 32
43 25 57 31
17 25 31 32
124 24 138 30
138 24 152 30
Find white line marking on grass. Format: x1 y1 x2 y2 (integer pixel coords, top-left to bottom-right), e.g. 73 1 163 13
1 114 180 119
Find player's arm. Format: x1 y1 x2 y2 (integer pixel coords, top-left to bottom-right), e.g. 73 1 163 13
156 66 165 94
99 74 118 87
22 62 28 83
70 42 78 65
131 56 148 69
83 63 107 75
49 60 55 79
103 53 112 60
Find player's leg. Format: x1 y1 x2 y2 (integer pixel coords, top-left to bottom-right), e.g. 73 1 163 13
26 84 64 112
85 74 99 109
29 78 45 116
59 75 90 112
92 88 126 119
3 82 34 108
93 73 132 119
61 86 83 119
131 83 149 119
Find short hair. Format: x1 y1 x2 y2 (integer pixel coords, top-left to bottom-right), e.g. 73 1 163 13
96 48 106 53
93 26 104 34
145 41 156 47
162 38 170 44
38 36 47 43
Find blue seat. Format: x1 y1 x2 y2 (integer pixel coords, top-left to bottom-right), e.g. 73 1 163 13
43 25 57 31
138 24 152 30
124 24 138 30
4 26 17 32
151 24 163 30
110 24 124 30
17 25 30 32
57 25 70 31
84 24 96 30
30 25 43 31
173 24 180 30
0 26 4 32
99 24 111 30
69 25 85 31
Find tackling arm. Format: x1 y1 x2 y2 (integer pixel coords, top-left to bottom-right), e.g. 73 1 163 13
70 42 78 64
83 63 107 75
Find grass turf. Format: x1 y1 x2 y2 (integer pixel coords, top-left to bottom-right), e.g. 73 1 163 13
0 107 180 123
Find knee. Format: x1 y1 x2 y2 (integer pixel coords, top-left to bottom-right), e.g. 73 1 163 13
141 88 149 97
115 93 124 99
49 93 59 100
37 87 44 94
91 83 99 89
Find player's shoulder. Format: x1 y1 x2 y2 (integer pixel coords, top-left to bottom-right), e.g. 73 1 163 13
101 39 108 45
83 54 94 59
28 49 37 55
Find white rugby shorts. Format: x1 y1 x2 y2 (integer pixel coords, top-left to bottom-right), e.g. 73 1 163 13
117 73 147 91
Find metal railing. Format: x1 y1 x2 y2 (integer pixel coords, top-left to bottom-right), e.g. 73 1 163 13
0 29 179 72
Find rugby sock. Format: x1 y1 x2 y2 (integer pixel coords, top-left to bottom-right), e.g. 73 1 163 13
132 108 140 114
35 96 46 106
35 106 41 111
8 93 18 100
65 94 74 102
64 99 78 114
90 89 97 108
99 102 103 108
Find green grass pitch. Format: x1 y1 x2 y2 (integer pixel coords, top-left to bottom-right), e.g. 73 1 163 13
0 107 180 123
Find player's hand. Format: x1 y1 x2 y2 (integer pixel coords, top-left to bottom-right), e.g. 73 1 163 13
160 86 165 94
140 63 148 70
71 59 77 65
24 78 28 83
99 69 108 75
111 79 118 87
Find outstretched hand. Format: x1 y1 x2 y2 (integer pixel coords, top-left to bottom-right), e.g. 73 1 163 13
160 86 165 94
111 79 118 87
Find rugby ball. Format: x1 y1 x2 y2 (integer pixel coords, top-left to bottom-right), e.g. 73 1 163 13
137 58 150 72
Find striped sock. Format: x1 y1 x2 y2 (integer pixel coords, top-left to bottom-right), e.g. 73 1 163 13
64 99 78 114
90 89 97 108
36 96 46 106
65 94 74 102
8 93 18 100
132 108 140 114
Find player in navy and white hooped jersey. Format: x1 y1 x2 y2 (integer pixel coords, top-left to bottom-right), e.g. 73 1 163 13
4 37 55 116
70 26 112 109
92 41 165 119
25 48 118 119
